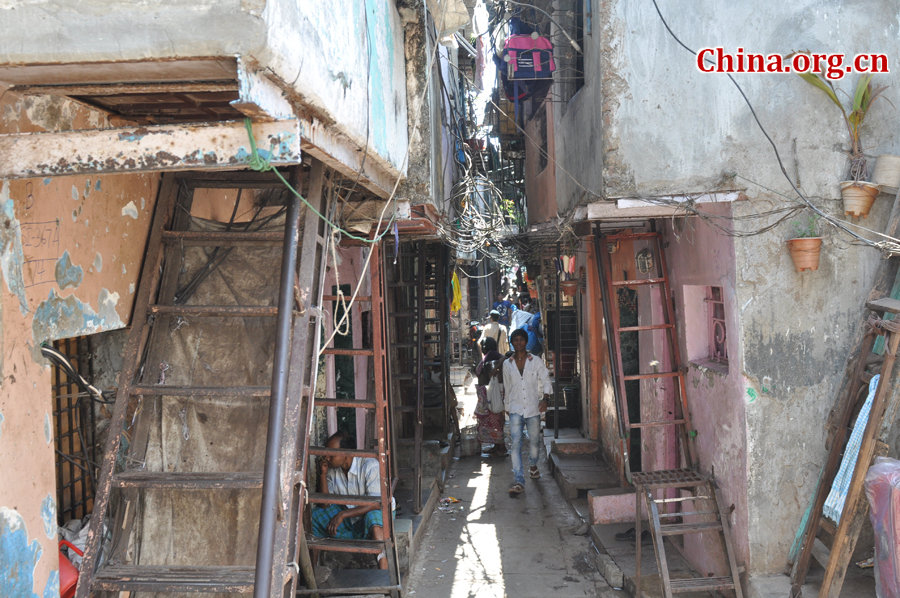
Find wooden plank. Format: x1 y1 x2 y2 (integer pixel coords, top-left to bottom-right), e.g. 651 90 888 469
0 119 301 179
819 330 900 598
867 297 900 316
92 565 255 593
647 489 675 598
790 330 877 593
714 484 745 598
658 521 723 536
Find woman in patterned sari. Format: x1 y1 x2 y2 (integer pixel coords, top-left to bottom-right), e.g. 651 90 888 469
473 336 506 456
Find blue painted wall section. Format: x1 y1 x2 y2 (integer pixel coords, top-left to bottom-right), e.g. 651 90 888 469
0 194 31 316
40 495 55 540
32 288 123 344
54 251 83 290
0 507 56 598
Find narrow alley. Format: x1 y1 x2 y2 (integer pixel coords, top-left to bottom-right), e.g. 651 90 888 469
404 382 626 598
1 2 900 598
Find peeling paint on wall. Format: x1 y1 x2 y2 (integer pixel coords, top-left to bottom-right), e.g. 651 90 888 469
0 408 4 440
0 186 31 316
43 413 51 444
70 186 78 201
54 251 83 290
39 495 55 539
121 201 138 219
31 287 124 344
93 253 102 273
0 507 43 598
42 571 59 598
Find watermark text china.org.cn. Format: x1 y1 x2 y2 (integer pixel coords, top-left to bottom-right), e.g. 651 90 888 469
696 48 889 80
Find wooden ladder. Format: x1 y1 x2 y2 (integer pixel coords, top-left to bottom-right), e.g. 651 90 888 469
301 239 402 597
789 297 900 598
75 164 331 597
635 471 744 598
598 231 744 597
384 240 450 512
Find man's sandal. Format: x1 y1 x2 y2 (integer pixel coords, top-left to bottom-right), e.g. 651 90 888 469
508 483 524 496
529 466 541 479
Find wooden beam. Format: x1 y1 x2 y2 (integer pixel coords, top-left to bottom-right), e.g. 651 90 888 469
0 119 301 178
9 81 238 97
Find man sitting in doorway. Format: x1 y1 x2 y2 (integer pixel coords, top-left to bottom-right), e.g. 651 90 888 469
313 431 389 569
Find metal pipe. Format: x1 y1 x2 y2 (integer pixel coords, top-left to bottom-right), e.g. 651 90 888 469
555 241 561 440
254 188 302 598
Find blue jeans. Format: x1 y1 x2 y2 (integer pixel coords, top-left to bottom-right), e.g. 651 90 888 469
509 412 542 485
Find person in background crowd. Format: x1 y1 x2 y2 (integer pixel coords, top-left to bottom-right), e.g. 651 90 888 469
509 298 534 332
473 336 507 456
492 292 515 327
478 309 510 355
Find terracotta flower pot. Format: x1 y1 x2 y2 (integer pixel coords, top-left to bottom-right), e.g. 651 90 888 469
840 181 880 218
873 155 900 191
560 280 578 296
787 237 823 272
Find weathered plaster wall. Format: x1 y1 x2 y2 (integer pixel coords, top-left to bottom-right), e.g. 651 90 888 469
524 103 558 224
553 0 900 576
0 0 409 176
0 90 157 597
553 0 900 209
260 0 409 175
663 205 748 577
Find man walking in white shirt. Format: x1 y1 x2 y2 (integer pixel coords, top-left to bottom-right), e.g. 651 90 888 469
479 309 510 356
497 328 552 496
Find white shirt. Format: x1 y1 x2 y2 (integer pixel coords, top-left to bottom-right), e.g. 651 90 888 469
326 457 380 501
479 322 510 354
502 353 553 417
509 309 534 332
326 457 394 513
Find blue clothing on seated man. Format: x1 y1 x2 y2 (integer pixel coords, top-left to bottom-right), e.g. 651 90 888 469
312 503 383 539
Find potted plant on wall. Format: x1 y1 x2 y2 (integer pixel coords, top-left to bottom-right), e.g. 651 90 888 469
793 61 889 218
787 214 823 272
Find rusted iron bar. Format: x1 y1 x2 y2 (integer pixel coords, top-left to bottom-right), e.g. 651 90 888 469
306 493 381 506
148 305 278 317
162 230 283 246
308 446 379 459
130 385 269 396
254 173 302 598
112 472 263 489
320 347 375 356
611 277 666 287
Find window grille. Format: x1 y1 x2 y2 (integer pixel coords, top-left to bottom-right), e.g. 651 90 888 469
51 336 97 525
706 287 728 364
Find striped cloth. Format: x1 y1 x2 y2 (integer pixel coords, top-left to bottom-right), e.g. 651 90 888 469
823 374 879 523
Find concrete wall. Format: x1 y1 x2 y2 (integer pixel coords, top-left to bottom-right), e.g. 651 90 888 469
0 0 410 176
0 90 156 598
524 102 558 224
553 0 900 209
